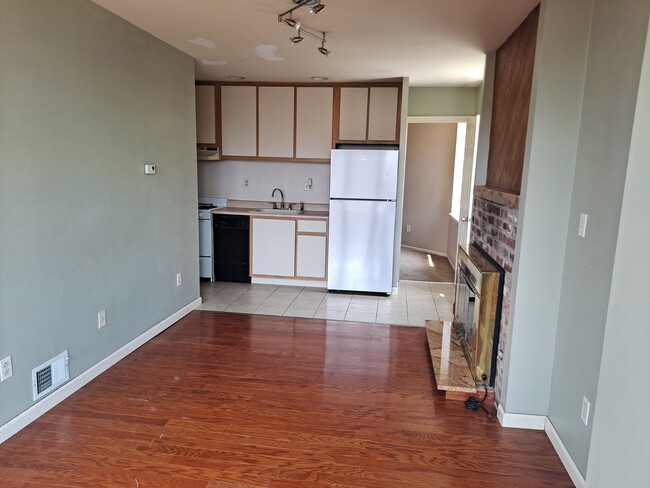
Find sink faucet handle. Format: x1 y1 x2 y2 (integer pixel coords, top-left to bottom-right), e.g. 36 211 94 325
299 201 304 212
287 202 293 210
271 201 278 209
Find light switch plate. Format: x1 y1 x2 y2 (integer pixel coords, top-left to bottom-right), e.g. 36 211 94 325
578 213 588 238
144 164 156 175
581 396 590 425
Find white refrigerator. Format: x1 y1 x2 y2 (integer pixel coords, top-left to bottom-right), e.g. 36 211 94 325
327 148 399 294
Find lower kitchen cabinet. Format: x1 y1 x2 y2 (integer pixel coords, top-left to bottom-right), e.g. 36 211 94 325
251 216 328 282
296 235 327 279
251 218 296 277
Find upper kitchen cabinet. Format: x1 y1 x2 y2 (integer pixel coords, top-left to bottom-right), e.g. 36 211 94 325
221 85 257 158
195 84 218 145
258 86 294 158
335 85 401 144
295 87 333 160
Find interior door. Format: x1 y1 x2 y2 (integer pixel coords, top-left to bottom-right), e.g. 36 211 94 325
457 117 478 251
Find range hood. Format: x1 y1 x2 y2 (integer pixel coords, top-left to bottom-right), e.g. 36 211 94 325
197 145 220 161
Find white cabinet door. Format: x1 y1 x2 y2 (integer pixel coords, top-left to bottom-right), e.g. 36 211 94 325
221 85 257 157
195 85 216 144
296 235 327 279
258 86 294 158
251 218 296 277
368 87 399 141
338 87 368 141
296 87 333 159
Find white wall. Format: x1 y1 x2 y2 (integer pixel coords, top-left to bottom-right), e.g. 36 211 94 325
198 160 331 204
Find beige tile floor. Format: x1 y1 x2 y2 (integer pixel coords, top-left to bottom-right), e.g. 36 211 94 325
198 280 455 326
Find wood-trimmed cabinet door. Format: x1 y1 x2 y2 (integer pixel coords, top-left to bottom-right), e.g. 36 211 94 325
258 86 294 158
195 85 217 145
336 86 400 144
251 218 296 277
295 87 333 159
367 87 399 142
221 85 257 157
338 87 368 141
295 219 328 279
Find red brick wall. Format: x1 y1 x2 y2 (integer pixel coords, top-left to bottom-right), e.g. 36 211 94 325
471 196 518 403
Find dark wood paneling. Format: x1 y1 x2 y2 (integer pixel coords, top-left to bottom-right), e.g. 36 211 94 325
0 311 572 487
486 5 539 193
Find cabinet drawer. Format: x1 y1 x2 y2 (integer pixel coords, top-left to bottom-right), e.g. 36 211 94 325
297 219 327 234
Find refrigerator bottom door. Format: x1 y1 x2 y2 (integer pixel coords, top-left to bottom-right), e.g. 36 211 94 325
327 199 396 294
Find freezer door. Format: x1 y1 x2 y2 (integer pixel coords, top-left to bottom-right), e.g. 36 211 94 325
327 199 396 293
330 149 398 200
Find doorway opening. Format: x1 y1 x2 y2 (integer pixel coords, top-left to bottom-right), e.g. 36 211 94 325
399 116 477 283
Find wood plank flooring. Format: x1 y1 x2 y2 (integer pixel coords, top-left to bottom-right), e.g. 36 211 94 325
0 311 573 487
399 247 455 282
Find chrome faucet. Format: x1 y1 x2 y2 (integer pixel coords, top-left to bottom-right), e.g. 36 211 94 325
271 188 285 209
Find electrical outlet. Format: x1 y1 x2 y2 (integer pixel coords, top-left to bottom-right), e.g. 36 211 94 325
578 213 588 238
244 179 249 188
176 273 182 287
581 396 590 425
406 224 411 233
1 356 13 381
304 178 313 191
97 309 106 329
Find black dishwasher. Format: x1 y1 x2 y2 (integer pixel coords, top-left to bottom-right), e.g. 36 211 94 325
213 215 251 282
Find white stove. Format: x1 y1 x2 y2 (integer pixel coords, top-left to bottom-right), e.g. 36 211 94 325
198 197 227 280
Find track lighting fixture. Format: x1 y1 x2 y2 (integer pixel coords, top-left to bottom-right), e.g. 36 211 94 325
278 0 330 57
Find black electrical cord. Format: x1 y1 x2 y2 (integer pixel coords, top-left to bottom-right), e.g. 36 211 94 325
465 383 493 419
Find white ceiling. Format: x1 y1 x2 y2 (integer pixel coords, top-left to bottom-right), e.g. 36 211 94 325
91 0 539 87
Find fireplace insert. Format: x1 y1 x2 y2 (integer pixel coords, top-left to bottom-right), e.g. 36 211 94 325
453 243 504 386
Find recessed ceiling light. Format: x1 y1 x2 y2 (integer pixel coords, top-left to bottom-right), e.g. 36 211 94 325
228 76 246 81
310 76 328 81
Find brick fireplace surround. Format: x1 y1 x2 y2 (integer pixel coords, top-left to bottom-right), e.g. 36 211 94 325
470 186 520 403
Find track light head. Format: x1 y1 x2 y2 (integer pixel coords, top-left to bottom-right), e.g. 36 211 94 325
290 31 304 44
309 3 325 15
318 46 330 57
283 18 301 30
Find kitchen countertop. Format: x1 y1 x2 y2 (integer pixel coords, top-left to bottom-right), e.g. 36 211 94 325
211 207 329 220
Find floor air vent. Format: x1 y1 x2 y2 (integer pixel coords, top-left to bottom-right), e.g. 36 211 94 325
32 351 69 401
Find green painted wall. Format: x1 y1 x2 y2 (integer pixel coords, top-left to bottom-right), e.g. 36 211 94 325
500 0 593 415
0 0 198 426
498 0 650 480
546 0 650 475
585 13 650 485
407 87 479 116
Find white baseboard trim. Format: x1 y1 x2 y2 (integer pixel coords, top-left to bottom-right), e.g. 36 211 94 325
545 418 586 488
496 403 546 430
0 297 202 445
402 245 447 258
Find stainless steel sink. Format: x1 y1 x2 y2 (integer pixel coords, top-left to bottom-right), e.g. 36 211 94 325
252 208 304 215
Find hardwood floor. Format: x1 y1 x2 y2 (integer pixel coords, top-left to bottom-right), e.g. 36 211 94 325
399 247 455 282
0 312 573 487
